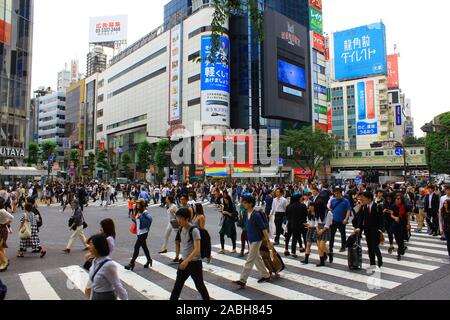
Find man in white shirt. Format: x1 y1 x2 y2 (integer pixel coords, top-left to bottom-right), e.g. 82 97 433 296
270 188 289 245
439 185 450 240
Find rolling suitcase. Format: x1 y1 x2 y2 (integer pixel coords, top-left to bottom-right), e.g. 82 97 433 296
348 234 363 270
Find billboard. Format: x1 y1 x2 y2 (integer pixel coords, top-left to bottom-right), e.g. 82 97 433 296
387 54 399 89
312 32 325 53
201 35 230 127
356 79 378 149
333 22 387 81
309 7 323 34
0 0 12 46
89 15 128 44
263 9 311 123
310 0 322 12
169 24 183 123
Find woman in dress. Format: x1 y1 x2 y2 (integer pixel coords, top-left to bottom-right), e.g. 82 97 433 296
218 194 238 254
301 202 317 265
315 200 333 267
17 202 46 258
0 199 13 271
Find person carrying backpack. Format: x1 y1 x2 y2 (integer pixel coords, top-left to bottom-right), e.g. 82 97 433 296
170 208 210 300
232 195 271 289
125 199 152 271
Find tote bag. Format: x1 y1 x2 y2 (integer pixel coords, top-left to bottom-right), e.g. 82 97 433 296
19 215 32 240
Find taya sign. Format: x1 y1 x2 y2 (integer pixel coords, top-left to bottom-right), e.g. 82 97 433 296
0 147 25 158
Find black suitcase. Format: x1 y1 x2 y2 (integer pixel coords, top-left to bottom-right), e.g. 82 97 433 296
348 235 363 270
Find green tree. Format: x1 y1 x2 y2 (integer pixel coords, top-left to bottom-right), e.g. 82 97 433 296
69 149 81 178
211 0 263 58
121 152 132 178
405 136 425 146
426 112 450 174
155 139 171 182
87 152 96 179
281 127 337 181
96 149 110 180
27 142 39 166
136 140 154 173
40 141 57 164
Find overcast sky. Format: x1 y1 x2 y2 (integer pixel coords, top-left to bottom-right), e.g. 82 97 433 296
32 0 450 137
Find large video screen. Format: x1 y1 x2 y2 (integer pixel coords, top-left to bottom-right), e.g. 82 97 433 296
278 59 306 90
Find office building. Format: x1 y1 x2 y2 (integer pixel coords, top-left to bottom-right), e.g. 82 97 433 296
0 0 34 166
57 69 72 92
86 46 107 77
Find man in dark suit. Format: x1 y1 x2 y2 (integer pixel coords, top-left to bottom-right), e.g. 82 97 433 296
424 186 441 236
356 191 384 268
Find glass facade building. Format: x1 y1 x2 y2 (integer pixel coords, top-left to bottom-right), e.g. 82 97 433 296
0 0 33 163
164 0 192 24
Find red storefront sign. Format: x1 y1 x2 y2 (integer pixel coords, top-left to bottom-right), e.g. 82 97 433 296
200 135 254 168
294 168 313 179
387 54 399 89
310 0 322 11
312 32 325 53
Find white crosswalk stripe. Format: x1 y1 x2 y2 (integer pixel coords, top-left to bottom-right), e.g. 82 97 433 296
18 272 61 300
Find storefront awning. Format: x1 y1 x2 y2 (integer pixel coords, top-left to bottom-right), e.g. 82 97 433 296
0 167 48 176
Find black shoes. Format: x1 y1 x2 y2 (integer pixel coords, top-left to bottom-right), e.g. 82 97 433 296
124 263 135 271
339 247 346 253
257 277 271 284
388 247 394 254
328 253 334 264
232 280 246 288
144 260 153 268
316 256 326 267
301 254 310 265
63 249 71 254
284 251 290 257
158 250 168 254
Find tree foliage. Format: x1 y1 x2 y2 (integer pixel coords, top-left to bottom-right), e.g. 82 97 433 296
96 150 110 177
136 140 154 173
155 140 171 169
281 127 337 180
405 136 425 146
27 142 39 166
211 0 263 58
87 152 96 178
69 149 81 168
426 112 450 174
121 152 132 173
40 141 57 164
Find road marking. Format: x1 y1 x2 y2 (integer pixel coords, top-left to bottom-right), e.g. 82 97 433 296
161 252 320 300
214 245 399 290
60 266 90 293
135 257 249 300
19 272 61 300
112 262 170 300
209 251 377 300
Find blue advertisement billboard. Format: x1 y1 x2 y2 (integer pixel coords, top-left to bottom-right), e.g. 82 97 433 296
201 35 230 126
333 22 387 81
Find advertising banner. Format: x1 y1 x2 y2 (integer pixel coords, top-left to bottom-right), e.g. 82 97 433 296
201 35 230 127
312 31 325 53
169 24 183 123
395 105 402 126
314 83 327 96
89 15 128 44
356 79 378 149
387 54 399 89
0 0 12 45
309 7 323 34
333 22 387 81
309 0 322 12
315 104 327 115
327 104 332 132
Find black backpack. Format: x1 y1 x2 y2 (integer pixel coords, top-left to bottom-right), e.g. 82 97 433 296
177 226 212 260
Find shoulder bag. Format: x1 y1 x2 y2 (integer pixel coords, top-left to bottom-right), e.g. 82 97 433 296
19 214 32 240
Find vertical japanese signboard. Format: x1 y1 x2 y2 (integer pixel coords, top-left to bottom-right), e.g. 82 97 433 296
169 24 183 124
201 35 230 127
309 7 323 34
312 32 325 53
356 79 378 149
333 22 387 81
387 54 399 89
309 0 322 11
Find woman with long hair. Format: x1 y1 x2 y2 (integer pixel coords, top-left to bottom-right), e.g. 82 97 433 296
192 203 206 229
385 193 409 261
218 194 238 254
383 193 396 253
301 202 318 265
315 200 333 267
100 218 116 256
125 199 152 270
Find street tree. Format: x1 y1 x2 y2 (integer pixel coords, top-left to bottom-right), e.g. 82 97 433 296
136 140 154 173
121 152 132 179
69 149 81 178
87 152 96 179
281 127 337 181
155 139 171 182
40 141 57 164
210 0 263 58
426 112 450 174
27 142 39 166
96 149 110 180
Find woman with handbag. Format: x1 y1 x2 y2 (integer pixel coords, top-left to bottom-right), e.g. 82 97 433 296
0 199 14 271
159 196 178 255
218 194 238 254
63 200 89 254
17 202 46 258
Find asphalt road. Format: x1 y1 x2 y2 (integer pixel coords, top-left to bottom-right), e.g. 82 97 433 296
1 198 450 300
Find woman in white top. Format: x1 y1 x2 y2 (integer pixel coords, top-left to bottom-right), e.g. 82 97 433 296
100 219 116 256
301 202 317 265
0 199 14 271
159 196 178 254
315 200 333 267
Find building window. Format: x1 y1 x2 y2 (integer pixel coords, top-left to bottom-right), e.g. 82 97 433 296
188 74 200 84
374 151 384 156
188 26 215 39
97 125 103 132
98 94 104 103
97 109 104 118
188 51 200 61
98 79 104 88
106 114 147 131
188 97 201 107
111 67 166 97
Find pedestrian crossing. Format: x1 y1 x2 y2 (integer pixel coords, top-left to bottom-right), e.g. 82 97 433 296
3 221 448 301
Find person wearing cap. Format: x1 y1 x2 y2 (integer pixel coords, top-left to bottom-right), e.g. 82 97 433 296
63 200 88 254
170 208 210 300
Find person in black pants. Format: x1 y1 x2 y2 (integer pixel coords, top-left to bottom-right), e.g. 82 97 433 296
424 186 440 236
125 199 152 271
328 188 352 262
356 192 384 268
284 195 308 257
171 208 210 300
385 194 408 261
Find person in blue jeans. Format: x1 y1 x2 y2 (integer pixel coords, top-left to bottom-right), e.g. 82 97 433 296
328 188 352 263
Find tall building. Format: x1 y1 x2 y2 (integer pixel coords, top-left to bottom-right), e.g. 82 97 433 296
57 69 71 92
164 0 192 24
86 46 107 77
0 0 34 166
37 92 67 168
